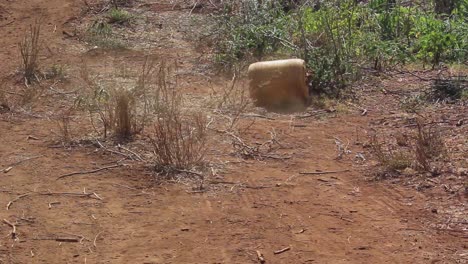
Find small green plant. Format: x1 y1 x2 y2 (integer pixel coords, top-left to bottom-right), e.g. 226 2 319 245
44 64 67 80
212 0 467 96
108 8 132 24
88 20 112 36
400 93 426 113
214 0 291 68
110 0 134 8
86 20 125 49
429 73 467 101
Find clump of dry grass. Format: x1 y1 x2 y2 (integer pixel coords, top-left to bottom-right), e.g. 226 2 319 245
150 110 208 175
370 120 447 178
55 106 75 143
370 135 412 173
414 120 446 172
148 65 208 174
114 88 135 139
20 21 41 84
77 57 159 140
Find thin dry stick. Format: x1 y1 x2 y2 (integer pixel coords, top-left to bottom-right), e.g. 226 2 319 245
7 191 102 210
274 246 291 255
6 193 33 210
56 164 123 180
6 155 43 167
118 144 144 161
3 219 17 239
299 169 351 175
33 237 80 242
256 250 265 263
93 231 103 248
97 140 132 160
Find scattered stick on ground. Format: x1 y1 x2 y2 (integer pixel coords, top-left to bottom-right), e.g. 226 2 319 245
56 164 124 180
94 231 103 248
2 155 44 172
299 169 351 175
33 237 80 242
274 246 291 255
7 191 102 210
256 250 266 263
3 219 17 239
6 193 33 210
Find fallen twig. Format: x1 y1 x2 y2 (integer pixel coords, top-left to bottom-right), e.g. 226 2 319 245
97 140 133 160
7 191 102 210
242 113 275 120
274 246 291 255
93 231 103 248
33 237 80 242
117 144 145 161
256 250 266 263
7 193 33 210
299 169 351 175
175 169 203 177
3 219 17 239
56 164 124 180
5 155 43 168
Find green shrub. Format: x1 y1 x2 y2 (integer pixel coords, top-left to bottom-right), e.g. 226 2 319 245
214 0 292 68
108 8 132 24
212 0 467 96
86 20 125 49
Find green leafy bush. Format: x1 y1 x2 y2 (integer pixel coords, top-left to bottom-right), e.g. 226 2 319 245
214 1 292 68
212 0 467 97
108 8 133 24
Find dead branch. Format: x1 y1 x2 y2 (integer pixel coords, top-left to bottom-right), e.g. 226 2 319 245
93 231 103 248
242 113 275 120
7 191 102 210
117 144 145 161
274 246 291 255
7 193 33 210
5 155 43 168
175 169 203 177
33 237 80 242
3 219 17 239
97 140 133 160
56 164 124 180
256 250 266 263
299 169 351 175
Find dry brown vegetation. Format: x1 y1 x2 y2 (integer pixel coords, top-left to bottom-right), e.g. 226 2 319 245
19 21 41 84
370 120 448 177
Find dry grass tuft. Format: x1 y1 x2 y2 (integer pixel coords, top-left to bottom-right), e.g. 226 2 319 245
114 88 135 139
20 21 41 84
414 120 446 172
77 57 161 140
370 135 412 173
370 120 447 178
151 112 208 174
56 107 75 143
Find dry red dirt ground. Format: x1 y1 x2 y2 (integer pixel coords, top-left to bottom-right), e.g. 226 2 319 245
0 0 466 263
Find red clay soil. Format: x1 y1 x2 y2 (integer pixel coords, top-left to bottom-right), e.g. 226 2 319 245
0 0 466 264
